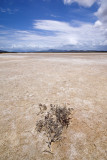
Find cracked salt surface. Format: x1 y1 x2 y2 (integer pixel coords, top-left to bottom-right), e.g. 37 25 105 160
41 57 107 65
0 53 107 160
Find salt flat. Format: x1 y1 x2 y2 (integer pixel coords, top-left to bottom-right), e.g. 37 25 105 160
0 53 107 160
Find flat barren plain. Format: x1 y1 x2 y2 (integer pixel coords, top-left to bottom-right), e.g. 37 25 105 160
0 53 107 160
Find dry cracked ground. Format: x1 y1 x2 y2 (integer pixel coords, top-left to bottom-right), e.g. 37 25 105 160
0 53 107 160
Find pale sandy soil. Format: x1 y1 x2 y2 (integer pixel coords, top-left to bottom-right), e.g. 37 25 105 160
0 53 107 160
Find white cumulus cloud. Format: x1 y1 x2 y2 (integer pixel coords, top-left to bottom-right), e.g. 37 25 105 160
63 0 97 7
0 18 107 51
95 0 107 24
34 20 72 32
0 0 107 51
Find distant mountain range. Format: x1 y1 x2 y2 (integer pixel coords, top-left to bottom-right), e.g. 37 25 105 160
37 49 107 53
0 50 9 53
0 49 107 53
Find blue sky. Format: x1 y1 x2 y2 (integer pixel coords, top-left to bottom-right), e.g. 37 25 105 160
0 0 107 51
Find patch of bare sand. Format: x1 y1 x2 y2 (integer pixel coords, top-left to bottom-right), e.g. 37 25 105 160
0 53 107 160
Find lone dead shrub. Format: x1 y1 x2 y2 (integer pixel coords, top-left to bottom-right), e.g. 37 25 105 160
36 104 73 149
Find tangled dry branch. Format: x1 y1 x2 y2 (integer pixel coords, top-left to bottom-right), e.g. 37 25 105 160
36 104 73 149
